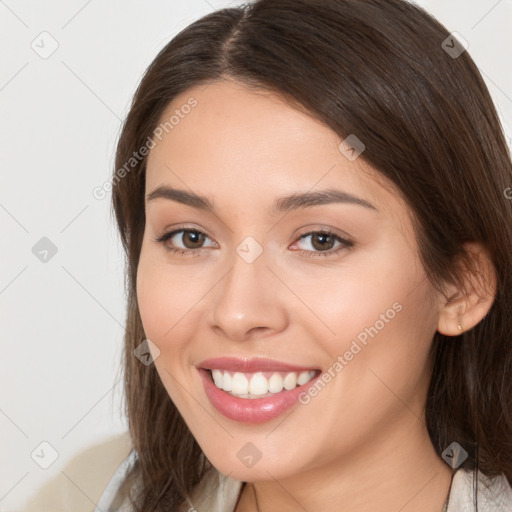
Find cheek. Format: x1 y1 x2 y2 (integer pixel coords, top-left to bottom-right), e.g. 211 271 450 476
290 243 436 392
136 245 203 343
321 273 436 423
284 247 414 342
135 247 199 404
136 256 169 341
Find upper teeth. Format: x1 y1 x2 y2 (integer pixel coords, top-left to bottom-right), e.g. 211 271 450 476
211 370 317 398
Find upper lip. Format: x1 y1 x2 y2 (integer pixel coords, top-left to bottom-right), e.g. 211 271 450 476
198 357 319 373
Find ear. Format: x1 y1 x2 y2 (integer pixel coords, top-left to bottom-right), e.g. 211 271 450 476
437 242 497 336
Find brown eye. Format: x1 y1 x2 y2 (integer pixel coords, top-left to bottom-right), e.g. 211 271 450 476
292 230 354 258
310 233 336 251
155 228 216 254
181 230 206 249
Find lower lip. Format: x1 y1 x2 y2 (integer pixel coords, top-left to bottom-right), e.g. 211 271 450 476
198 368 322 424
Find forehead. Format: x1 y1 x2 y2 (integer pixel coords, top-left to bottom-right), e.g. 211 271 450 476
145 78 405 222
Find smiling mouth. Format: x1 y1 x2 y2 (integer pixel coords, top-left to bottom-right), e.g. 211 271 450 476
206 368 321 399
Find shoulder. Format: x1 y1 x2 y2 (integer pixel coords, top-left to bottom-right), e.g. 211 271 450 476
96 449 243 512
23 432 133 512
178 466 243 512
94 445 139 512
98 457 512 511
448 468 512 511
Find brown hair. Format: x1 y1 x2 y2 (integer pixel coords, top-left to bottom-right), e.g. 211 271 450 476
111 0 512 509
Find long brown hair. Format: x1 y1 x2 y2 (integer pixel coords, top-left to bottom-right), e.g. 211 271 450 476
111 0 512 509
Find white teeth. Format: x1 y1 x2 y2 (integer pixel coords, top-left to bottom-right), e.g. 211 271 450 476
212 369 223 388
297 370 312 385
283 372 297 390
222 372 232 392
231 373 248 394
268 373 284 393
248 373 268 396
209 369 317 398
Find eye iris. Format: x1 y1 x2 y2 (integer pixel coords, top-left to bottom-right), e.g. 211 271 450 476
183 230 205 249
311 233 334 251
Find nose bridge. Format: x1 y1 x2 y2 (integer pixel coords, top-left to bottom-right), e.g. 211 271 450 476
210 242 287 340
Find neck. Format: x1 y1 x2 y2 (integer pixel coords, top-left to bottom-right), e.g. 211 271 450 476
236 417 453 512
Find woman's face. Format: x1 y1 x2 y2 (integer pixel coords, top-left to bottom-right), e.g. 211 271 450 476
137 78 442 481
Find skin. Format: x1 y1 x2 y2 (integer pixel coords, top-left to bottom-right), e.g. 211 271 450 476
136 78 496 511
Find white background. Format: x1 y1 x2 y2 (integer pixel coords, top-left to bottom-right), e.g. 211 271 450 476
1 0 511 510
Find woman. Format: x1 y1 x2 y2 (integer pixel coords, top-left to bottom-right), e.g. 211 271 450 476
96 0 512 510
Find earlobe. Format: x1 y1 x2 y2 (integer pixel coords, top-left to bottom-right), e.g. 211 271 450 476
437 293 465 336
436 242 497 336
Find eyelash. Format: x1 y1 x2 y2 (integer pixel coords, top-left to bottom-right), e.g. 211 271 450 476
154 227 354 258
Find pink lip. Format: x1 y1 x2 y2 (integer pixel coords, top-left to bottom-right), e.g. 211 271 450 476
198 356 318 373
198 365 322 425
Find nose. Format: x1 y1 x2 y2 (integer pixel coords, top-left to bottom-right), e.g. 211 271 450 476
208 248 289 342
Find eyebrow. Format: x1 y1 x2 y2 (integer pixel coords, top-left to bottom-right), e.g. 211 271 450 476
146 185 378 213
